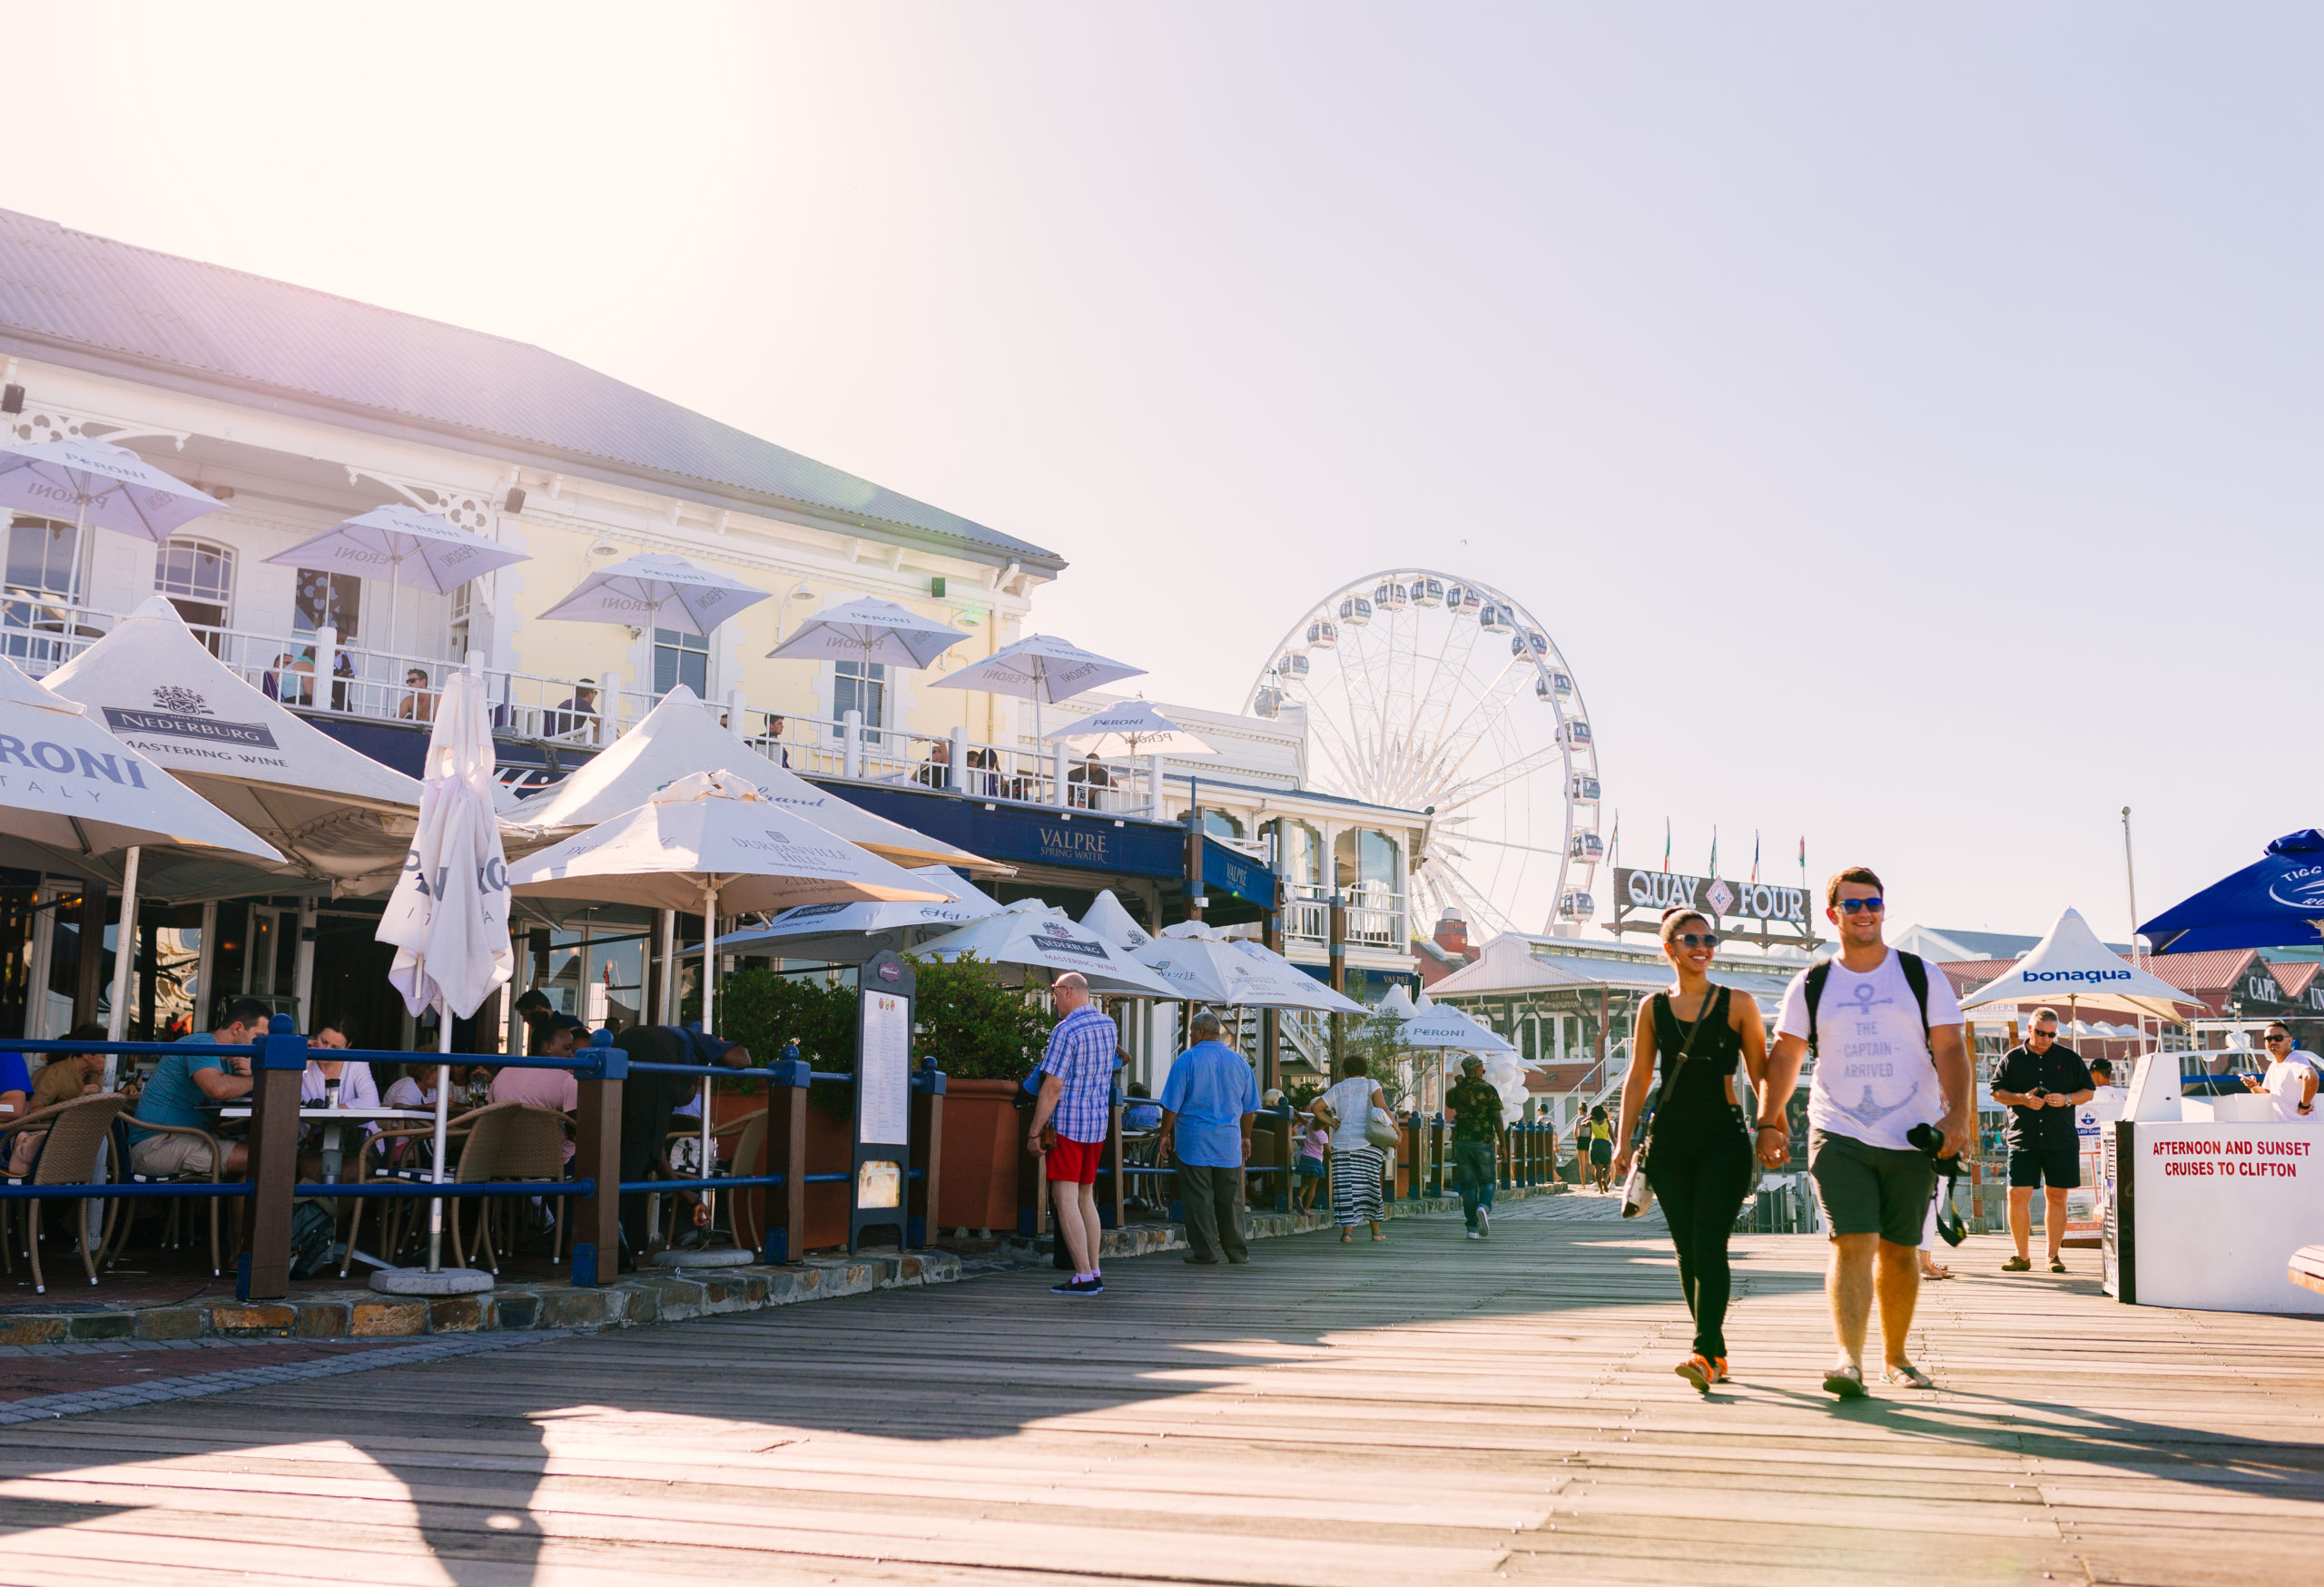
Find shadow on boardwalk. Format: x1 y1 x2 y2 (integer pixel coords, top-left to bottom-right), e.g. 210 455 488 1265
1 1203 2319 1586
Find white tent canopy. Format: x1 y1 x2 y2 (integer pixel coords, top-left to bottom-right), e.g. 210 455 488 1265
0 654 281 877
506 772 950 916
508 685 998 873
691 865 1001 963
1078 889 1153 951
1957 908 2202 1023
43 596 423 894
765 596 967 670
913 898 1177 997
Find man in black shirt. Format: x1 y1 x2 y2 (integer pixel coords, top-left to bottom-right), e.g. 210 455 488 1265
1990 1007 2093 1274
612 1024 753 1269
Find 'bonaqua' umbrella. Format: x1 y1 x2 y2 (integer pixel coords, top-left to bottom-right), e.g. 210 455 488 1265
931 633 1145 752
0 655 281 1058
262 504 527 659
1044 700 1219 760
1958 908 2201 1024
0 438 226 544
374 669 513 1287
2142 830 2324 953
765 596 967 670
913 899 1177 997
507 770 948 1235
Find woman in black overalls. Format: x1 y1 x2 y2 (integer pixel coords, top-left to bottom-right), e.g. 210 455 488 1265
1612 907 1768 1390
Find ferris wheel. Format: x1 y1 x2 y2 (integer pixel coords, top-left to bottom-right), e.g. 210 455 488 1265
1245 570 1601 941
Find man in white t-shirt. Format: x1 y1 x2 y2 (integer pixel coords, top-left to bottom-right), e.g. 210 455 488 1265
1757 866 1973 1399
2243 1022 2319 1122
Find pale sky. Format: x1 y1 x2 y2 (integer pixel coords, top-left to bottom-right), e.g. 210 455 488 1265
9 4 2319 942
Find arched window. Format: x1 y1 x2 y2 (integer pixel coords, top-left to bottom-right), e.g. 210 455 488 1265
1334 828 1401 896
1200 809 1244 842
155 537 235 630
1266 818 1324 887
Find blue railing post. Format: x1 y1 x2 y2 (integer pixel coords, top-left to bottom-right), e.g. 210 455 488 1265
240 1015 309 1300
571 1028 625 1286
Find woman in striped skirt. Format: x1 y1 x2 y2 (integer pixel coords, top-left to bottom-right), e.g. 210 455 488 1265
1313 1056 1389 1243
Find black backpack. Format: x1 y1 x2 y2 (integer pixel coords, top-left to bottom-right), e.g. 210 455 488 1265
1803 951 1934 1056
287 1200 338 1279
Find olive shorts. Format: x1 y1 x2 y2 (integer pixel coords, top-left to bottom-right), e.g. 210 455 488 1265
1808 1128 1934 1246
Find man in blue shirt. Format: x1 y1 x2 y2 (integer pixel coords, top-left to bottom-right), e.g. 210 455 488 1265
1157 1010 1261 1266
127 996 271 1179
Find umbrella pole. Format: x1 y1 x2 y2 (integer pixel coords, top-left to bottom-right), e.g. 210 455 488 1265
101 845 143 1085
657 909 677 1024
428 998 452 1272
700 879 718 1238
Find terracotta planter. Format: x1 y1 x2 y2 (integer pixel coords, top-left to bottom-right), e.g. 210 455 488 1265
936 1078 1022 1234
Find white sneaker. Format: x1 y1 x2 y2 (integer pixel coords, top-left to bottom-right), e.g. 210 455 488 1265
1466 1229 1482 1240
1478 1208 1491 1238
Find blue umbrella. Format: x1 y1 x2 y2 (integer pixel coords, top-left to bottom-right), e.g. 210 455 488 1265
2140 830 2324 953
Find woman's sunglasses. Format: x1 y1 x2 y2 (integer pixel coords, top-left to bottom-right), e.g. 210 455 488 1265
1673 932 1719 949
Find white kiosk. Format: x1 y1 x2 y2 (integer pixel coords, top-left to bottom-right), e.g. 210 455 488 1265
2103 1049 2323 1313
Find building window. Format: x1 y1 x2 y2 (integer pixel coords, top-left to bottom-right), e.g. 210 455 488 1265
155 537 235 630
4 517 81 602
1200 809 1245 842
292 568 362 640
1334 828 1400 894
1267 819 1324 887
834 659 885 725
449 582 472 662
654 627 708 697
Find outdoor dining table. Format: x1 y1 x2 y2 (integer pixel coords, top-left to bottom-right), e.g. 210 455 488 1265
218 1107 436 1183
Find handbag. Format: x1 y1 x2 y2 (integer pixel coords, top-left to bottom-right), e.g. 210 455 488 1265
1620 987 1724 1219
1365 1105 1403 1152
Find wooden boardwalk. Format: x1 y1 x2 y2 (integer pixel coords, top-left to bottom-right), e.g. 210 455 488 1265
1 1195 2319 1586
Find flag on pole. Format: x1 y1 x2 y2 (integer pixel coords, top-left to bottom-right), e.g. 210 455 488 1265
1610 810 1620 872
1751 831 1761 884
1662 818 1671 873
1798 835 1807 885
1708 827 1718 880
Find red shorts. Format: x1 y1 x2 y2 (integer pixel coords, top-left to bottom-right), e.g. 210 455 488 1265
1046 1134 1102 1185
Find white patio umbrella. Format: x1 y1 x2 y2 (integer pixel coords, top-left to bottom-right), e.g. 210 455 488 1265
913 899 1177 997
1045 700 1218 759
0 438 227 543
1223 935 1371 1016
1957 908 2202 1024
931 633 1144 749
507 770 948 1236
375 668 514 1282
0 655 282 1055
1135 933 1368 1013
690 865 1000 964
538 552 771 636
1402 992 1523 1056
765 596 967 669
262 504 527 657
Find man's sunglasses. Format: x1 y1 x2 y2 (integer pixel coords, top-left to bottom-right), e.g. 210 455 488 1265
1673 932 1719 949
1837 897 1885 915
2265 1033 2290 1045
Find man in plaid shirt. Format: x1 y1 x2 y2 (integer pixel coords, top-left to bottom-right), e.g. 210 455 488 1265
1027 971 1118 1296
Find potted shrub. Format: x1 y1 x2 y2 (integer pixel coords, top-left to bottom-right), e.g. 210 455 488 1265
908 952 1055 1233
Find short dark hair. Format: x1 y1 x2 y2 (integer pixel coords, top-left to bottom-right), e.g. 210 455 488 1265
220 996 272 1030
515 989 554 1018
1827 866 1884 909
2267 1020 2291 1036
1341 1055 1368 1078
316 1016 354 1042
64 1021 107 1044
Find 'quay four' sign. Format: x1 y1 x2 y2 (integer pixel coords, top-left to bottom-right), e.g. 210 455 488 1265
1610 866 1819 949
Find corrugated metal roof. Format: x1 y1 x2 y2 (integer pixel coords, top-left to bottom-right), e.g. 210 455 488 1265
2270 961 2321 998
0 208 1061 568
2139 949 2257 991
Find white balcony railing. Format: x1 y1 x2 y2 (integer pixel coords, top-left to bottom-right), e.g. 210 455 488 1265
1281 882 1406 949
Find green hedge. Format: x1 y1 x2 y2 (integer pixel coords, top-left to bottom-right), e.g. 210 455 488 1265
708 952 1057 1088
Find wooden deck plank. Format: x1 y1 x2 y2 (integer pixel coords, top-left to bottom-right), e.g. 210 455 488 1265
0 1198 2319 1584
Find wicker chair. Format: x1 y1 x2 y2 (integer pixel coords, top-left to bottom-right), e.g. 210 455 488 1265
1 1092 130 1293
104 1116 231 1278
339 1109 488 1276
450 1102 572 1273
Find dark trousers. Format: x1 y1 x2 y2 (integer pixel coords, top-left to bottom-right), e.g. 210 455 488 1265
617 1073 690 1260
1646 1130 1756 1360
1177 1161 1249 1261
1454 1138 1498 1227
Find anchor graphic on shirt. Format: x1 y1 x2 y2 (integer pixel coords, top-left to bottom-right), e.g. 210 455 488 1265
1846 983 1894 1016
1832 1079 1923 1129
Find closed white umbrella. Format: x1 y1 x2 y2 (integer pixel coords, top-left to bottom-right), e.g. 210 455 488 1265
0 655 281 1059
913 899 1177 997
1045 700 1218 759
765 596 967 669
538 552 770 637
375 668 514 1280
931 633 1145 749
0 439 227 543
262 504 527 658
